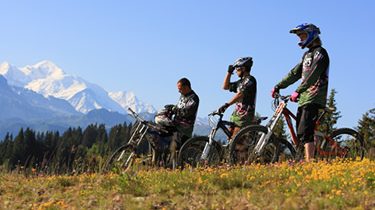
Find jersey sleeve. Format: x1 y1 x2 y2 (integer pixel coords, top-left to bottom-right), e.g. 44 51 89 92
277 62 302 89
228 82 238 93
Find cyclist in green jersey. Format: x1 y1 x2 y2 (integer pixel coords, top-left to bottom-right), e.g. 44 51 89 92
272 23 330 162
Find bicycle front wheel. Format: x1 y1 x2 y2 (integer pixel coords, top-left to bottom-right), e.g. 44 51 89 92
178 136 221 168
229 125 280 165
104 144 136 172
322 128 365 161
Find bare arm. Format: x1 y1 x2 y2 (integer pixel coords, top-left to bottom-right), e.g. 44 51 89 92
222 72 232 90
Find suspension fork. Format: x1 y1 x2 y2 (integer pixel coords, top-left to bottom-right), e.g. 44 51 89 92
123 125 149 167
254 102 286 154
200 128 217 160
128 123 149 146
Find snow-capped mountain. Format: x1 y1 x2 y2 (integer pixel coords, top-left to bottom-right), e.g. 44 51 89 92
0 62 31 87
0 75 80 121
109 91 156 114
0 60 155 114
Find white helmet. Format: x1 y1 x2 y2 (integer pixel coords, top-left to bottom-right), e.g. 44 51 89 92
154 108 174 127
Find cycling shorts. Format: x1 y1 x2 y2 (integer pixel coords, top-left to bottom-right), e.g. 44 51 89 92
296 103 321 143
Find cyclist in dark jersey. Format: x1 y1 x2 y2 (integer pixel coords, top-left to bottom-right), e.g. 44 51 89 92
159 78 200 145
151 78 199 166
174 78 200 141
271 23 329 162
218 57 257 139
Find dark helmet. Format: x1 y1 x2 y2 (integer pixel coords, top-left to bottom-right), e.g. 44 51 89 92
290 23 321 49
233 57 253 72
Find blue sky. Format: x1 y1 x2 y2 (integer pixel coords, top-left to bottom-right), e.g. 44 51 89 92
1 0 374 128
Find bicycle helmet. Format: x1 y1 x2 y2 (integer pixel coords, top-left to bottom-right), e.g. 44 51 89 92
233 57 253 72
290 23 321 49
154 108 174 127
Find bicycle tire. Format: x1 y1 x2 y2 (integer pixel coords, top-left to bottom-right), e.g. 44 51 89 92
178 136 222 168
321 128 365 161
103 144 135 172
229 125 280 165
276 137 296 162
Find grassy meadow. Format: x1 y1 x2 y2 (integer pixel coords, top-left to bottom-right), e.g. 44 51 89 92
0 159 374 209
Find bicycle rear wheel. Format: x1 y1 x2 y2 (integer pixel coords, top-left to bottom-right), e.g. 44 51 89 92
229 125 280 165
320 128 365 161
178 136 221 168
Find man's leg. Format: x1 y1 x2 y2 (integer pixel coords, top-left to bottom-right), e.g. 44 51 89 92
231 126 242 139
304 142 315 161
169 132 179 169
228 126 241 141
295 107 305 161
297 104 319 162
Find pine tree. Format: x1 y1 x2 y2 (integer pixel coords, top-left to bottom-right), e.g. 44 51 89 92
319 89 342 134
108 125 120 152
96 124 108 155
108 124 127 152
23 128 39 168
82 124 98 148
357 108 375 150
3 134 14 163
11 128 26 167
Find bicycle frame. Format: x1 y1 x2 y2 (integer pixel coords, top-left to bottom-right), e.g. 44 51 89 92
313 121 348 158
127 108 169 145
200 112 234 160
254 95 349 158
119 108 170 167
284 104 349 158
253 99 289 155
128 121 149 146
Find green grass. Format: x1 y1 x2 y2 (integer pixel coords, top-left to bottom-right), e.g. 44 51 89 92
0 159 374 209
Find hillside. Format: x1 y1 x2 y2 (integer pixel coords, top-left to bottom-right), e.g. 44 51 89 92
0 160 374 209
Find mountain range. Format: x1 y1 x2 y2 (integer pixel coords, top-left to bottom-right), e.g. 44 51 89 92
0 61 156 136
0 61 156 114
0 61 210 138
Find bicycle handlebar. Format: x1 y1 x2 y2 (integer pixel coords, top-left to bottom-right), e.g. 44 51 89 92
127 107 169 133
273 93 291 101
127 107 137 116
272 93 291 110
208 110 223 117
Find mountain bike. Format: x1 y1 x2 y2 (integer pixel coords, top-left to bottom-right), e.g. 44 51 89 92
104 108 179 172
235 94 365 164
178 109 267 168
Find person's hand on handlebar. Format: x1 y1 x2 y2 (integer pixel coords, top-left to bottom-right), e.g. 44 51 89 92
218 103 230 114
271 85 280 98
290 91 299 102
